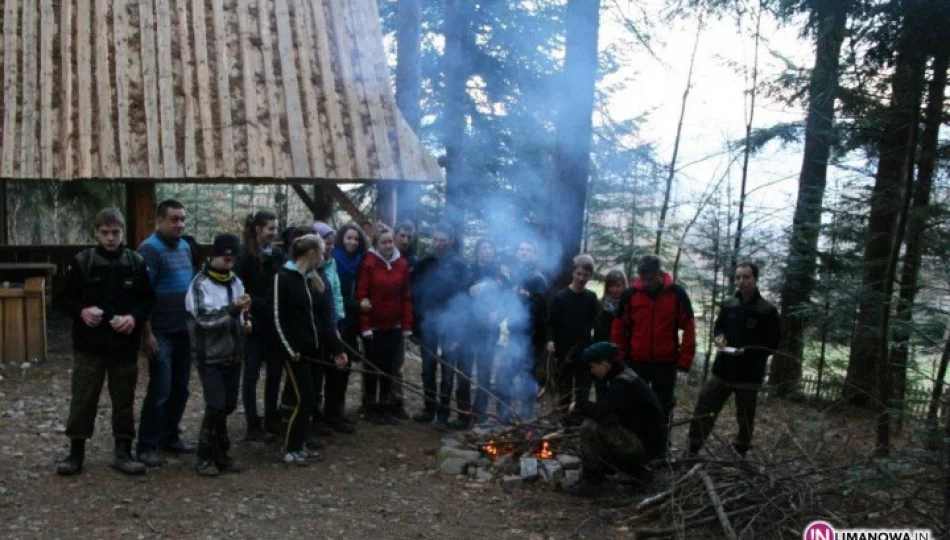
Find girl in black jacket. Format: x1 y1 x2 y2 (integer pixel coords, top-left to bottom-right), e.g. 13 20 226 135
273 235 347 466
235 211 284 442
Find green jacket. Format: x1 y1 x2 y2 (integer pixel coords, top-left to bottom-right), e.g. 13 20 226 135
323 258 346 322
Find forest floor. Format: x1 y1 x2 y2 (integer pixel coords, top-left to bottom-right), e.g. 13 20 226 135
0 313 945 539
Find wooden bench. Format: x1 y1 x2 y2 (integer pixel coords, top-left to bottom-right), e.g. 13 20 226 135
0 277 48 364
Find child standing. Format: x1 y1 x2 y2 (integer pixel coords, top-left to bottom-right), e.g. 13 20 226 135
357 226 413 425
54 208 154 476
546 254 599 414
332 223 368 420
186 233 251 476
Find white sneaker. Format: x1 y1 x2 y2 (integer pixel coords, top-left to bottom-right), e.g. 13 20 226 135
283 451 309 467
299 445 323 462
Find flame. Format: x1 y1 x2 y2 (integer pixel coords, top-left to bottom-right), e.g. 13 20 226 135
483 440 500 460
537 441 553 460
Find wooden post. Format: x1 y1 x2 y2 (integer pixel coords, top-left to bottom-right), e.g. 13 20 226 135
0 180 7 245
126 182 156 248
377 183 396 228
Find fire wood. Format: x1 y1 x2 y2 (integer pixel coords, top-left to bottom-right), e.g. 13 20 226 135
701 471 737 540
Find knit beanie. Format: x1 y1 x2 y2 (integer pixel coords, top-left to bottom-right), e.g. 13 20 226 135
581 342 618 365
212 233 241 257
313 222 334 239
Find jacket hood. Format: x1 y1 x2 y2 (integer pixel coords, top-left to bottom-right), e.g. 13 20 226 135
632 271 674 292
368 248 402 270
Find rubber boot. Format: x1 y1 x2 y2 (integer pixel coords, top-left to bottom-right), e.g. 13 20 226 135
113 439 146 475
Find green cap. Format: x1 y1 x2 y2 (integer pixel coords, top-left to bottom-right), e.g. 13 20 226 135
581 342 618 364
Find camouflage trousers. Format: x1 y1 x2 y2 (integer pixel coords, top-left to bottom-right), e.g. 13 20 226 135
579 419 649 478
66 351 139 440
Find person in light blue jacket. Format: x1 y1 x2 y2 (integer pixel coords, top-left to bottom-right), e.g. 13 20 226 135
311 222 355 434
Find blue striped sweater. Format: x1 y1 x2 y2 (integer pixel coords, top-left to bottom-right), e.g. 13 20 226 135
139 232 195 333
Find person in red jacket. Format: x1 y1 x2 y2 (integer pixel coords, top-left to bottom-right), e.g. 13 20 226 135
611 255 696 428
356 225 414 425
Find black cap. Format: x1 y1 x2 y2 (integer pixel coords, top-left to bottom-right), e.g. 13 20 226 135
581 342 618 365
212 233 241 257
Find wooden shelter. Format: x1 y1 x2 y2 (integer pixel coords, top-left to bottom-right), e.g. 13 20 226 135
0 0 440 244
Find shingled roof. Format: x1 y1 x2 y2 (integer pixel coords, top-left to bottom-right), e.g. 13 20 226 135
0 0 440 183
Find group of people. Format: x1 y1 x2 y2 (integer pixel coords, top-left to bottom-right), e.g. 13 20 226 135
53 199 782 491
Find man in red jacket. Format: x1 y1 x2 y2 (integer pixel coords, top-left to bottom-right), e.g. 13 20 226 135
611 255 696 429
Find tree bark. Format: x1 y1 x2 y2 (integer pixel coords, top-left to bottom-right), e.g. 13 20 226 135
844 0 928 414
442 0 470 229
888 47 948 428
395 0 423 224
769 0 849 396
0 180 7 245
551 0 602 286
125 182 156 248
654 12 702 256
925 328 950 448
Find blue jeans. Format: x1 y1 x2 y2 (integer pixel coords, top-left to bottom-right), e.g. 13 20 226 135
470 328 500 423
496 339 539 422
242 337 283 424
137 331 192 454
421 329 459 421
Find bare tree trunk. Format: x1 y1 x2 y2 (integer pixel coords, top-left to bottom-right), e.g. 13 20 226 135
442 0 471 231
844 0 928 412
730 2 762 275
816 203 840 400
925 327 950 448
770 0 849 396
395 0 422 224
654 13 703 256
888 47 948 430
550 0 602 287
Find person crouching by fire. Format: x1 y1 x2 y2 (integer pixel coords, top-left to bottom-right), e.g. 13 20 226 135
568 342 667 497
185 233 251 477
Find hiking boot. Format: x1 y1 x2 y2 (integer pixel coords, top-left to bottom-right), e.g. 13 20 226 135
113 440 146 476
159 439 196 454
245 419 276 443
566 477 605 498
137 451 165 468
196 460 220 477
217 457 243 474
326 417 356 434
282 451 309 467
56 439 85 476
389 404 410 420
413 410 436 423
447 418 473 431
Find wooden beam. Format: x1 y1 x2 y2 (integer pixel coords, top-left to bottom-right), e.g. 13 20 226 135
290 184 330 222
0 180 7 245
126 182 156 248
377 183 396 228
327 185 369 226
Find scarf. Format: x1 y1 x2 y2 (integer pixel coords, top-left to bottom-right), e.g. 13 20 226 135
332 246 362 281
205 267 234 284
602 296 620 314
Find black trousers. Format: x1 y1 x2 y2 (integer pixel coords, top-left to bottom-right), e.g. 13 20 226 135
197 361 241 463
630 362 677 423
282 359 315 452
555 356 593 411
66 350 138 440
364 329 402 408
312 345 351 421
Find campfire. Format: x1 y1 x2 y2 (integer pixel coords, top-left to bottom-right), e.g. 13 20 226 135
479 427 557 461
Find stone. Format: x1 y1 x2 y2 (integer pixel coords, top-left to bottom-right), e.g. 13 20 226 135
556 454 581 470
476 457 493 469
475 468 493 481
519 457 538 479
492 455 514 472
502 475 523 492
559 470 581 490
437 447 482 466
539 460 563 485
440 438 463 450
439 458 469 476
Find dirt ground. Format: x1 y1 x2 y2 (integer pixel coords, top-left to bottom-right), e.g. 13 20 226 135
0 314 945 539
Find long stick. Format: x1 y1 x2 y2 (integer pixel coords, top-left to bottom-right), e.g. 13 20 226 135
701 470 738 540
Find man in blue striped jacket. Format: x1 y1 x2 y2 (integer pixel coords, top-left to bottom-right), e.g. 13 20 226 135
136 200 197 467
